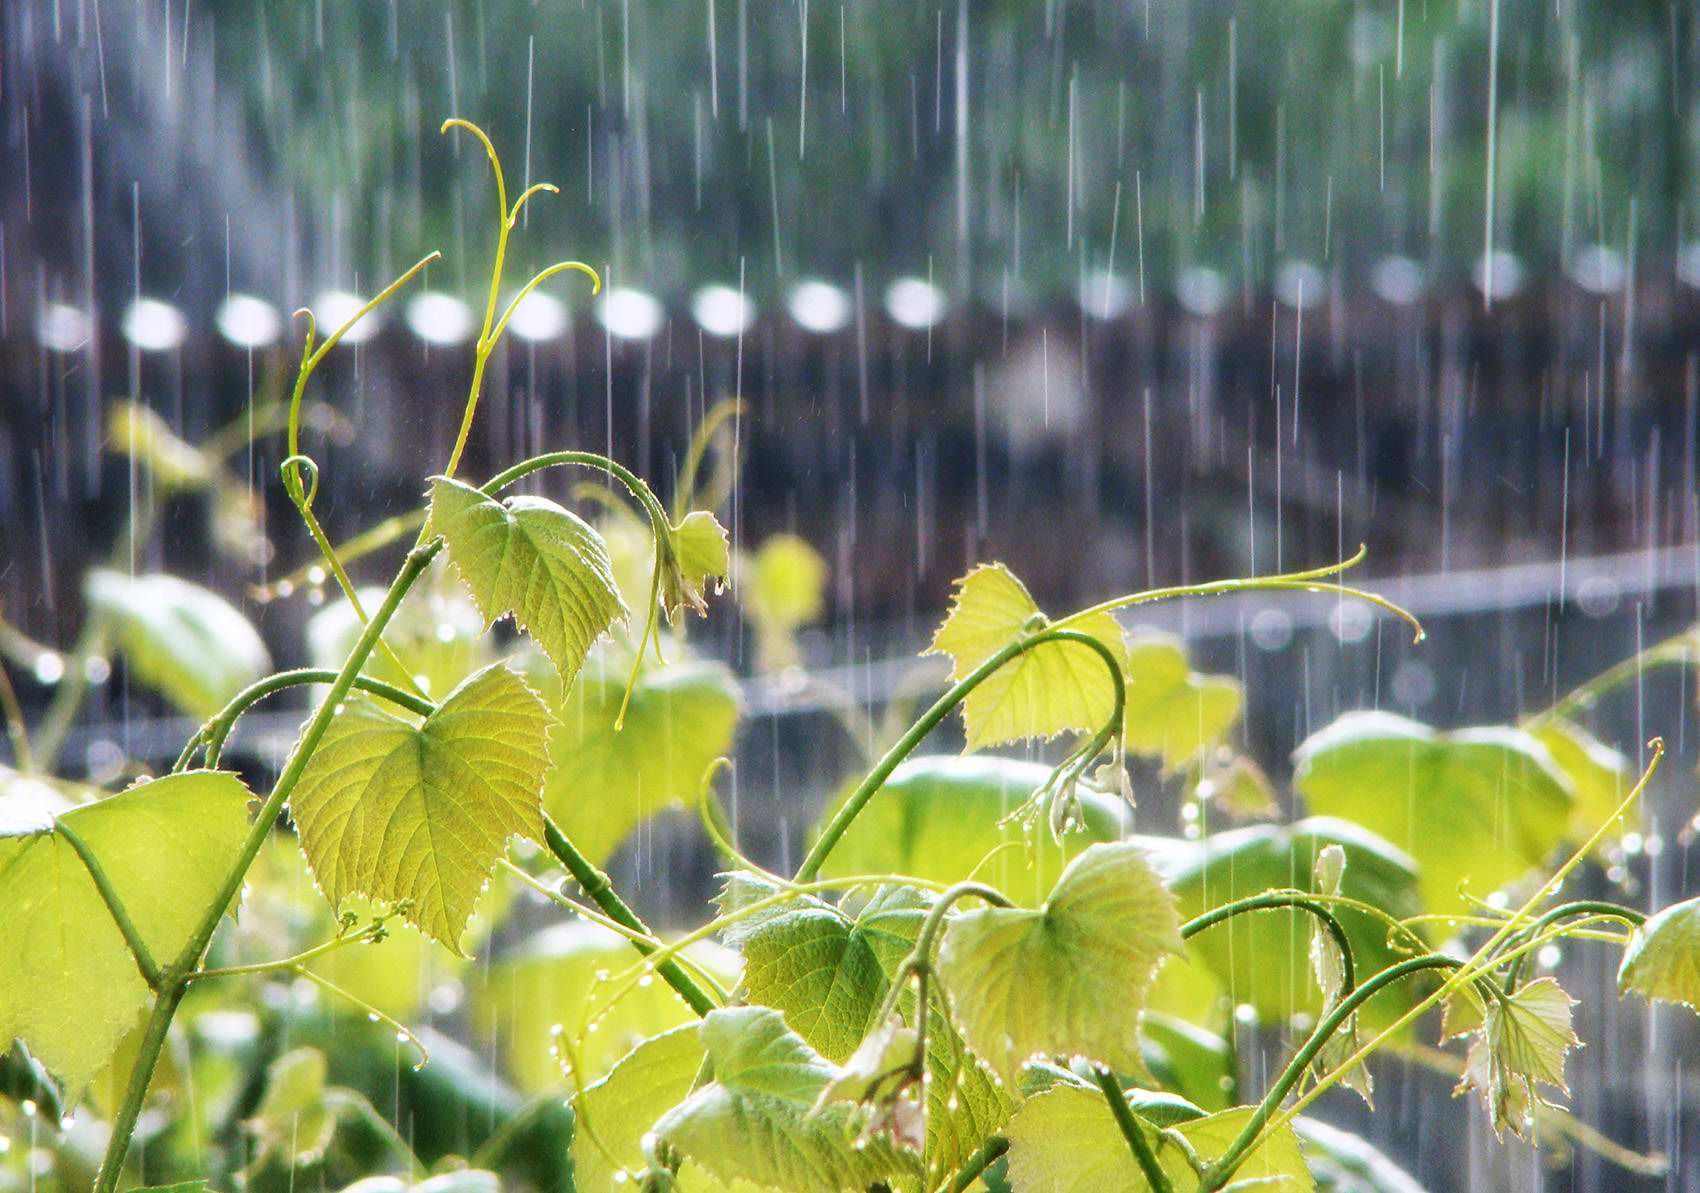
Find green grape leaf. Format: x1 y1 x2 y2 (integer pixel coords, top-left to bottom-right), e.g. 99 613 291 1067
544 651 741 863
814 755 1127 905
652 1007 922 1193
925 563 1126 750
1004 1085 1314 1191
1527 718 1637 851
1160 818 1426 1028
1293 712 1574 915
571 1025 706 1189
1140 1012 1236 1112
0 770 253 1095
84 569 271 718
1451 976 1579 1140
428 475 626 682
469 920 740 1093
739 533 829 671
662 509 733 621
108 401 212 491
288 661 551 952
1121 631 1242 771
246 1047 339 1169
306 559 495 700
937 842 1184 1084
1293 1118 1427 1193
1618 895 1700 1010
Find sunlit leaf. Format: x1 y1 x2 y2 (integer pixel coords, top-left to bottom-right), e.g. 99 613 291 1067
937 842 1184 1084
1004 1085 1314 1191
814 755 1127 905
1293 712 1574 915
1527 718 1637 852
1618 895 1700 1011
1451 976 1579 1139
1193 754 1278 820
652 1007 922 1192
429 475 626 683
1140 1012 1235 1113
246 1047 339 1169
570 1025 705 1190
739 533 829 670
662 509 732 621
1121 632 1242 771
288 662 551 952
0 771 253 1095
109 401 213 490
544 649 740 863
84 569 271 718
925 563 1126 750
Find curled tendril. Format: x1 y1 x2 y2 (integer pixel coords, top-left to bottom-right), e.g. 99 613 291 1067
279 453 320 510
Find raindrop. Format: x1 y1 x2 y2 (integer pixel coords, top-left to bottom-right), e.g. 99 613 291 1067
1369 256 1425 306
596 288 666 341
32 653 65 685
83 656 111 684
1575 576 1619 618
884 277 947 329
1249 608 1294 652
690 284 756 337
406 292 477 345
1389 660 1436 707
1078 270 1132 320
215 293 283 348
1470 251 1523 300
1537 945 1562 970
120 298 188 352
1329 602 1374 644
787 279 852 333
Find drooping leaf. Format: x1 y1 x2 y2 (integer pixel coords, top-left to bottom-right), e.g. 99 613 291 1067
1293 1118 1428 1193
661 509 733 621
0 770 253 1095
109 401 213 490
571 1025 706 1190
542 650 740 864
812 1015 921 1111
305 559 495 700
937 842 1184 1084
652 1007 922 1193
1306 843 1373 1107
739 533 829 671
814 755 1127 905
428 475 626 682
1527 718 1637 851
1121 631 1242 771
1159 818 1425 1028
84 569 271 718
1293 712 1574 915
925 563 1126 749
288 661 552 951
469 920 740 1093
1618 895 1700 1011
1451 976 1579 1139
1003 1085 1314 1191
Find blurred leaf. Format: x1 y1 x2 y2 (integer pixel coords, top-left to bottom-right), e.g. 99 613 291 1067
306 560 495 700
1004 1085 1313 1191
1161 818 1425 1028
926 563 1126 749
108 402 213 490
1193 754 1278 820
0 770 252 1096
288 662 550 951
429 475 626 684
937 842 1184 1084
1121 632 1242 771
1140 1012 1235 1113
1293 712 1574 915
544 651 740 864
469 920 739 1094
739 533 828 671
661 510 732 621
1527 718 1636 852
652 1007 921 1193
1452 976 1579 1140
247 1047 339 1169
84 569 271 718
813 754 1127 905
1618 895 1700 1011
1295 1118 1429 1193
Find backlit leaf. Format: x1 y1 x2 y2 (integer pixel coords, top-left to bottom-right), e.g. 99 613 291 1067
1451 976 1579 1139
571 1025 705 1190
661 509 732 621
288 662 551 952
925 563 1125 750
109 401 213 490
1618 895 1700 1011
1293 712 1574 915
0 771 252 1095
429 475 626 683
1121 632 1242 771
739 533 829 671
246 1047 339 1169
84 569 271 718
1528 718 1637 851
937 842 1184 1083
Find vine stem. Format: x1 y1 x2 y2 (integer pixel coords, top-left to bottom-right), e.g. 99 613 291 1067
55 822 161 989
1525 628 1698 727
948 1136 1009 1192
181 668 436 772
1181 893 1355 996
793 628 1126 884
92 542 443 1193
1092 1066 1173 1193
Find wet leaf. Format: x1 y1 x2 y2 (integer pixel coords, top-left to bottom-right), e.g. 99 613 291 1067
1293 1118 1427 1193
1451 976 1579 1140
661 509 733 621
1121 632 1242 771
936 842 1184 1084
926 563 1126 749
1618 895 1700 1011
571 1025 706 1190
1293 712 1574 915
429 475 626 683
288 662 551 952
246 1047 339 1169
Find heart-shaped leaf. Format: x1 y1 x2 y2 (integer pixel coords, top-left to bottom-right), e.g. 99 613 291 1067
1618 895 1700 1011
288 662 552 952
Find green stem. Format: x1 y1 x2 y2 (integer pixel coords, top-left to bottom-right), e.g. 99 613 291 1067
1093 1066 1173 1193
56 821 161 989
541 814 718 1017
1500 900 1645 992
1182 893 1356 997
189 921 387 981
794 628 1126 883
92 542 443 1193
1198 955 1462 1191
186 668 436 771
1527 630 1698 726
480 449 672 529
949 1136 1009 1192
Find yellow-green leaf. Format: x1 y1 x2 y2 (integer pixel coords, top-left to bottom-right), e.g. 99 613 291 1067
925 563 1125 750
1293 712 1574 915
739 533 829 671
0 771 253 1094
662 509 732 621
429 475 626 683
108 401 213 490
936 842 1183 1083
1452 976 1579 1140
84 569 271 718
571 1026 707 1190
1121 632 1242 771
1527 718 1637 851
288 662 551 952
1618 895 1700 1011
